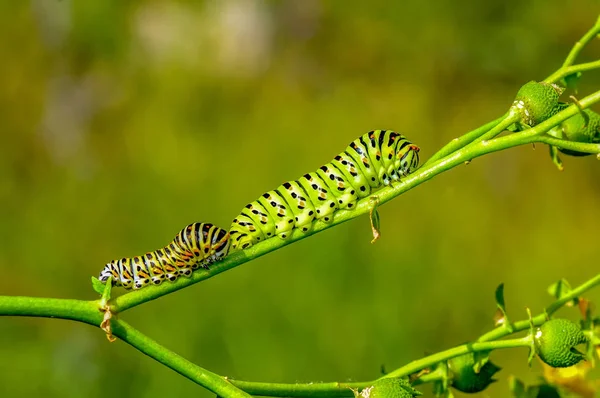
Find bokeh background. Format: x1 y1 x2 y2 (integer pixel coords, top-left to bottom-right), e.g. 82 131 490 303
1 1 599 397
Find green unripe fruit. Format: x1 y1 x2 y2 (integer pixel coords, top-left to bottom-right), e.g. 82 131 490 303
562 110 600 142
535 318 587 368
557 109 600 156
513 81 564 127
448 353 501 393
359 378 421 398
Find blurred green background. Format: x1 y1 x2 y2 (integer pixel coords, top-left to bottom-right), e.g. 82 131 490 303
1 1 599 397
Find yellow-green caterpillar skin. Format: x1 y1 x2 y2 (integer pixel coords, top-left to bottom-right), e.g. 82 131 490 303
99 223 230 290
229 130 420 251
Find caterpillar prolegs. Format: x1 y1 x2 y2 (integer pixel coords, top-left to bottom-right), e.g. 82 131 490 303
229 130 420 250
98 223 230 290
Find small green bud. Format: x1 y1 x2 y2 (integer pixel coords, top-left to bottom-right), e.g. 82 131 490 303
360 378 421 398
535 318 587 368
513 81 564 128
447 353 501 393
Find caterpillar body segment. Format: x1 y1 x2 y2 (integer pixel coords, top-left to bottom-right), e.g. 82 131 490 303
257 190 296 239
276 181 317 233
298 171 338 222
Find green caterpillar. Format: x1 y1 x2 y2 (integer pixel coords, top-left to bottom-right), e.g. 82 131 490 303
229 130 420 251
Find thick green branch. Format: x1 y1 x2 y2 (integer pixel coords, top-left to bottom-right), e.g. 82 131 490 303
230 380 366 398
0 295 249 398
0 296 101 325
229 368 445 397
110 320 251 398
112 88 600 314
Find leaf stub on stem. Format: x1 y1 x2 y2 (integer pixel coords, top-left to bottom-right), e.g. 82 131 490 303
369 196 381 244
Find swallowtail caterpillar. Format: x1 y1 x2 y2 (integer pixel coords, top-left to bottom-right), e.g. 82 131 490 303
98 223 230 290
229 130 420 251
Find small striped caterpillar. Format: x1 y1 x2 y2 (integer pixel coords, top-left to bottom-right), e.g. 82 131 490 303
98 223 229 290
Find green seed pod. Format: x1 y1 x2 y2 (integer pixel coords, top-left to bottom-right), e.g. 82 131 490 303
360 378 422 398
513 81 564 128
557 109 600 156
448 353 501 393
534 318 587 368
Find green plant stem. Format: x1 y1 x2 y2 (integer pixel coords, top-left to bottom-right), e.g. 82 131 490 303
111 320 251 398
563 16 600 67
0 296 101 325
0 296 250 398
478 273 600 343
545 60 600 85
229 380 366 398
471 110 520 143
423 115 506 166
384 337 532 379
426 14 600 167
544 15 600 83
537 135 600 154
228 338 532 397
111 88 600 314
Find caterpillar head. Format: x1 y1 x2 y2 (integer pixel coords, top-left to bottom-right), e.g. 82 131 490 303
98 261 118 284
397 143 420 176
